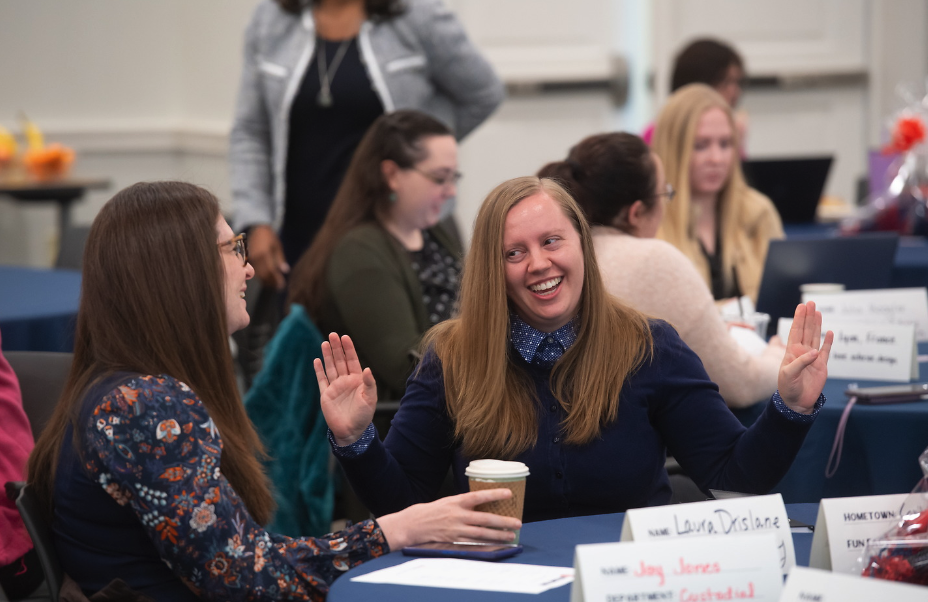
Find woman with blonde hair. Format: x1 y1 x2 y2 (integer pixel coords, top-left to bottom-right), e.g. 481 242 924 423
652 83 783 302
317 176 832 523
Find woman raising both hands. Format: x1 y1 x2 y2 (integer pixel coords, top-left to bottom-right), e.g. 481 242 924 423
316 176 833 523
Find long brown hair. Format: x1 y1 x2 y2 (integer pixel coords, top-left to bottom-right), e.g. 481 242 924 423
422 177 653 459
652 83 750 296
538 132 656 232
288 110 452 317
27 182 274 524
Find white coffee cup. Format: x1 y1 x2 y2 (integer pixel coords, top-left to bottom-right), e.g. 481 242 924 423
799 283 846 294
466 459 529 543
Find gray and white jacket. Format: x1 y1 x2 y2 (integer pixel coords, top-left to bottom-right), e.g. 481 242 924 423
230 0 504 232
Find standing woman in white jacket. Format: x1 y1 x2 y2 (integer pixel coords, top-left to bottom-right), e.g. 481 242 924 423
539 132 784 408
230 0 503 291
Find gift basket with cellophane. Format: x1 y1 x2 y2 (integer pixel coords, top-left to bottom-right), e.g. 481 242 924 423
859 446 928 585
842 85 928 236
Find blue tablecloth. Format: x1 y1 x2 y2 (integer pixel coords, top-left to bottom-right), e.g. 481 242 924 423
329 503 820 602
732 346 928 504
0 266 81 352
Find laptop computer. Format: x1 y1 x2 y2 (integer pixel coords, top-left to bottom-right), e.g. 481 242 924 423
741 156 833 224
755 233 900 336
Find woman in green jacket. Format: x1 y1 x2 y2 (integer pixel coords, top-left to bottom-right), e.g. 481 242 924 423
288 110 462 400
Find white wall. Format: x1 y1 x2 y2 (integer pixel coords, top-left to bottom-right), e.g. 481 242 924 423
0 0 255 266
1 0 926 266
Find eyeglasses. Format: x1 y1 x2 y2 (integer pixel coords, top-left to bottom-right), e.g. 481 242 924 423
410 167 463 188
653 183 675 203
218 233 248 266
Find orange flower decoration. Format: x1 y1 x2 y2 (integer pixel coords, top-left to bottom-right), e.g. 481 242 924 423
23 142 74 180
884 115 927 154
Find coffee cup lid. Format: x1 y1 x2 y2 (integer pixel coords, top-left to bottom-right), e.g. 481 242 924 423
465 459 530 478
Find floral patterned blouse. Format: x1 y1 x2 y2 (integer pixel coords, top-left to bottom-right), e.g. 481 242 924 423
60 373 388 601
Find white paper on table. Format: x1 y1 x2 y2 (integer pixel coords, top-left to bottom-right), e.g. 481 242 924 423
718 295 756 318
728 325 768 356
350 558 575 594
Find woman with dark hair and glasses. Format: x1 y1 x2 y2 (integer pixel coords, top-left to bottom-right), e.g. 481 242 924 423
288 110 463 400
26 181 518 601
539 132 783 409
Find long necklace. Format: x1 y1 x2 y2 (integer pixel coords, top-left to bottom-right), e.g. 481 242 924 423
316 37 351 108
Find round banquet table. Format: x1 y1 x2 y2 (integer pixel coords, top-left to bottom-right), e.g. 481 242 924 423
0 266 81 352
328 503 820 602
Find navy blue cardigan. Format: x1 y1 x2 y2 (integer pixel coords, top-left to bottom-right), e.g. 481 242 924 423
337 320 814 523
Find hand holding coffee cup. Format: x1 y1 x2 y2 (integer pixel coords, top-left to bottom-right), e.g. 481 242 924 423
466 459 529 543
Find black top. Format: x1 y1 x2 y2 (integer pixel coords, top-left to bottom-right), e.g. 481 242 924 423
282 37 384 266
699 234 740 300
408 229 462 325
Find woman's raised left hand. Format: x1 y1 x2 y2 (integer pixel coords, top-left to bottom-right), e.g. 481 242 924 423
778 300 834 413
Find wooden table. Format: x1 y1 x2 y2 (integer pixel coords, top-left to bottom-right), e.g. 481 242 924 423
0 174 110 233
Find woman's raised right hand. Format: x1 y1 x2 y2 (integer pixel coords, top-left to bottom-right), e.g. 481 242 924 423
314 333 378 446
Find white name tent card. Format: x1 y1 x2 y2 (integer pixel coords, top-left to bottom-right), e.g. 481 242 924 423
570 533 783 602
802 287 928 342
619 494 795 575
776 318 917 381
809 493 910 574
780 566 928 602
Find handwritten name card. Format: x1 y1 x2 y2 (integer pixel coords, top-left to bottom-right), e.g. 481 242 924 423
620 494 795 575
780 566 927 602
801 287 928 342
810 493 926 574
570 533 783 602
776 318 917 381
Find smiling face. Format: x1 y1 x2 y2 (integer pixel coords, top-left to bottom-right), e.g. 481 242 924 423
216 217 254 335
384 134 458 232
689 106 735 198
503 191 585 333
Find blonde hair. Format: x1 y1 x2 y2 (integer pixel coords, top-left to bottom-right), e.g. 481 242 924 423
652 83 751 294
421 177 653 459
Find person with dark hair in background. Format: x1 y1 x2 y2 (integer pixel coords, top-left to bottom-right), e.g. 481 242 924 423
26 181 519 601
671 38 745 107
288 110 462 400
652 84 783 303
0 330 43 601
539 132 782 409
230 0 501 384
315 175 833 524
644 37 746 146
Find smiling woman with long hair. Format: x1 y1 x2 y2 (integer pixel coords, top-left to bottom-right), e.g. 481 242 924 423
316 175 833 524
26 181 518 601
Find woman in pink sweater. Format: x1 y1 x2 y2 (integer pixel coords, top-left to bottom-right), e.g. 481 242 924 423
539 133 783 408
0 330 43 599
